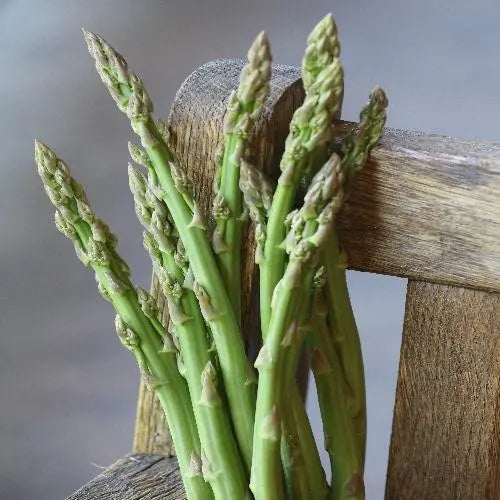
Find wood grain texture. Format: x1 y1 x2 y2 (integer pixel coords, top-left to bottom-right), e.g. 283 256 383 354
133 60 304 453
68 453 184 500
334 122 500 293
386 281 500 499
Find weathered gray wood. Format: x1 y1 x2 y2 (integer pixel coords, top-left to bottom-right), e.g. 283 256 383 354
68 453 184 500
334 121 500 293
133 60 304 453
386 281 500 499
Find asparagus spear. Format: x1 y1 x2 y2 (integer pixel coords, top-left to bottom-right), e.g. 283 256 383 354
259 21 343 336
83 30 256 470
245 17 343 497
251 153 345 500
300 12 368 468
34 141 212 500
128 161 249 498
241 159 327 499
310 287 364 500
214 32 271 323
323 87 388 463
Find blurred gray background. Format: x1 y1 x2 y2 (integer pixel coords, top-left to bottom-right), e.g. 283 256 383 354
1 0 499 498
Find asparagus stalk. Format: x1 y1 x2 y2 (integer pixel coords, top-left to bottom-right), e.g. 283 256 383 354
323 87 388 462
281 321 328 500
245 18 343 498
241 159 327 499
301 11 368 468
259 24 343 335
214 32 271 323
34 141 212 500
128 161 249 498
309 287 364 500
83 30 256 470
251 153 345 500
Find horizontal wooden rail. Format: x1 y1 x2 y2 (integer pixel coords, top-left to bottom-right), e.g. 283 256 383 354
68 453 182 499
336 122 500 292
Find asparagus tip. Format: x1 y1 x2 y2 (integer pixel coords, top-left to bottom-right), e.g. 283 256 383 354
248 30 271 65
370 85 389 109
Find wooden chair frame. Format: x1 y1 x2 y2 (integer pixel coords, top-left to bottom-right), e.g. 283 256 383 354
71 61 499 500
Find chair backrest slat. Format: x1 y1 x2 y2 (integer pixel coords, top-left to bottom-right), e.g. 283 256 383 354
386 281 500 499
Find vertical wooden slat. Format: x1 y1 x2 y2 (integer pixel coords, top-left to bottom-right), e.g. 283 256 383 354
132 60 303 453
386 280 500 499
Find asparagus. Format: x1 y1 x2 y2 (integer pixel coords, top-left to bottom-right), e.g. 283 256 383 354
214 33 271 323
241 158 328 499
310 287 364 500
302 14 340 91
259 18 343 335
239 159 274 265
128 161 249 498
301 12 368 468
251 153 345 500
34 141 212 500
323 87 388 463
83 30 256 470
246 17 343 498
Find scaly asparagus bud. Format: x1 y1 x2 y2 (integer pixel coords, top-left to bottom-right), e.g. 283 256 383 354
239 159 274 263
302 13 340 92
35 141 211 500
341 86 388 185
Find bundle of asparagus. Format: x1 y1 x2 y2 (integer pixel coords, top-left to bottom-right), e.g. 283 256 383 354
35 13 387 500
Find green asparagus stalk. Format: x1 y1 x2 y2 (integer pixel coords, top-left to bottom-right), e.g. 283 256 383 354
34 141 212 500
301 11 368 468
83 30 256 470
309 287 364 500
214 32 271 323
259 23 343 335
246 18 344 498
251 153 345 500
128 161 249 498
323 87 388 462
241 159 327 499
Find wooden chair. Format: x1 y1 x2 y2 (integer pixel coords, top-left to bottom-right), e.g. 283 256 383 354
69 60 500 500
